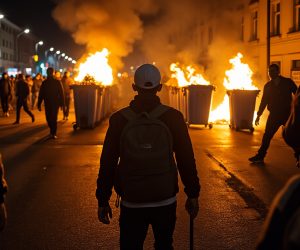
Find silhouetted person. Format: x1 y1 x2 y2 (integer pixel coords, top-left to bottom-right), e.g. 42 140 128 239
256 175 300 250
38 68 64 139
61 71 73 120
0 72 11 117
0 153 8 231
96 64 200 249
249 64 297 163
13 74 35 124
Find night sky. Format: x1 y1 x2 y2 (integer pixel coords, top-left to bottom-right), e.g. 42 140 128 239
0 0 85 60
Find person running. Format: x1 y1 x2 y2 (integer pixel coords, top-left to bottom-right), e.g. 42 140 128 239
249 64 297 163
13 74 35 124
38 67 64 139
96 64 200 249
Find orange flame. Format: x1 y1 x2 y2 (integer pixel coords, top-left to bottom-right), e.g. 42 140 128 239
75 48 113 86
169 63 210 87
210 53 258 122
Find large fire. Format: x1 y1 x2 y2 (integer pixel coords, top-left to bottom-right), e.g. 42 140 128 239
209 53 258 122
75 48 113 86
169 63 210 87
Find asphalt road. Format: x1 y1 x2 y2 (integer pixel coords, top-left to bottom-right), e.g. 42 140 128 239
0 106 299 250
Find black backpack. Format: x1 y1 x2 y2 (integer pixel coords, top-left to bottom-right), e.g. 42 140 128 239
114 104 178 203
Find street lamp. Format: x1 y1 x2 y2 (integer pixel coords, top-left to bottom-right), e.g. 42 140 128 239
0 14 4 19
35 40 43 54
16 28 30 66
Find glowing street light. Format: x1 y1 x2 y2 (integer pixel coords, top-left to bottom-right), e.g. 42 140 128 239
16 28 30 63
35 40 43 54
65 56 69 59
0 14 4 19
56 50 61 55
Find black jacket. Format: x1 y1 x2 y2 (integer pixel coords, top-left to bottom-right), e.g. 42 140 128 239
15 80 30 99
38 76 65 108
257 76 297 120
0 78 11 97
96 95 200 206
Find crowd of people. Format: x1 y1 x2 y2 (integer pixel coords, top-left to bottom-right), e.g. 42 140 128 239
0 69 74 126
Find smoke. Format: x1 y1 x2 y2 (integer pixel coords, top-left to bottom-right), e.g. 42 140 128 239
52 0 158 70
53 0 249 98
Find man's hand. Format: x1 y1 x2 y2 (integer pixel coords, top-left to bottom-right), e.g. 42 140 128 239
255 116 260 126
98 205 112 224
0 203 7 231
185 198 199 219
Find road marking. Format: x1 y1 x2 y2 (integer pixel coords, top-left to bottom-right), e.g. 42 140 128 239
205 150 268 219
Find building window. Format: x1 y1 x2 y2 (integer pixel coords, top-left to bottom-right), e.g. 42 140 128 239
295 0 300 31
251 11 258 40
272 2 281 35
292 59 300 70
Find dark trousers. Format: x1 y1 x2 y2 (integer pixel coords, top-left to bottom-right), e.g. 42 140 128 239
64 95 70 117
45 105 59 135
16 98 34 122
119 202 177 250
0 95 9 113
258 115 288 157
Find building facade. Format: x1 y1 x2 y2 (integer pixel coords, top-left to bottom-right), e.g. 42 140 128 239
244 0 300 84
0 17 35 76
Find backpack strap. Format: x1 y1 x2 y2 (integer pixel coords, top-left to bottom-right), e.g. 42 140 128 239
149 104 170 119
120 107 137 121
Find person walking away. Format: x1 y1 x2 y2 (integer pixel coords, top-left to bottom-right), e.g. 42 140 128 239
13 74 35 124
61 71 73 120
0 153 8 231
0 72 11 117
31 73 42 110
249 64 297 163
96 64 200 249
38 67 65 139
25 75 33 105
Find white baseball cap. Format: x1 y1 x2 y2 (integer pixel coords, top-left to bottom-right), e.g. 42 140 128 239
134 64 161 89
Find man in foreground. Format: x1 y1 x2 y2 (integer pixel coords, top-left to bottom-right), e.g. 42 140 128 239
96 64 200 249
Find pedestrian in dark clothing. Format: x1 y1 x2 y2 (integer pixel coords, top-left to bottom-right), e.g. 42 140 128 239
38 67 65 139
96 64 200 249
13 74 35 124
249 64 298 163
61 71 73 120
31 73 42 110
256 175 300 250
0 72 11 117
0 153 8 231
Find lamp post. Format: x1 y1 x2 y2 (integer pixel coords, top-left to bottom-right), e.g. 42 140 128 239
44 47 54 65
35 40 43 54
16 28 30 70
54 50 61 69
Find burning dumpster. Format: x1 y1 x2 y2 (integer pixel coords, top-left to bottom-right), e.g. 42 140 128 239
72 84 98 130
227 89 260 132
72 48 114 130
186 84 215 128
